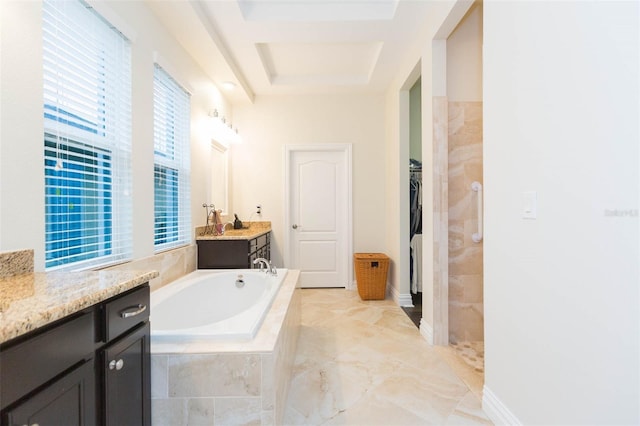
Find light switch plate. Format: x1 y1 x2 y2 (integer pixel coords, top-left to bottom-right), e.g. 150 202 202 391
522 191 537 219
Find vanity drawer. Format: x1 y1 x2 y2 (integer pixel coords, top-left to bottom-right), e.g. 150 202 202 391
104 285 150 342
0 310 94 411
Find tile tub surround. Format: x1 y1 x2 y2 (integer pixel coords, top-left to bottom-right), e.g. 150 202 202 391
0 249 34 279
283 289 492 425
150 269 301 425
106 244 196 292
0 269 159 343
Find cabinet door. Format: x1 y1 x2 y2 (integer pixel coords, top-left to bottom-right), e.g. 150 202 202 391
5 359 95 426
197 240 249 268
103 322 150 426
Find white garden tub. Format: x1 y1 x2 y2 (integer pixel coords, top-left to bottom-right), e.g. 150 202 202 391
150 268 287 342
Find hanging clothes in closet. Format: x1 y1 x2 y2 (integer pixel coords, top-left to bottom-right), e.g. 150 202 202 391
410 159 422 294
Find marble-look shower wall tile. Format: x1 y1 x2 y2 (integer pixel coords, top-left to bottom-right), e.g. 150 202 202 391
461 275 483 303
449 246 482 276
449 275 483 305
0 249 34 278
261 410 275 426
168 353 261 397
448 101 483 344
449 302 484 343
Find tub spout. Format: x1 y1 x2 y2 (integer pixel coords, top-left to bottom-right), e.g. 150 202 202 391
253 257 269 273
253 257 277 276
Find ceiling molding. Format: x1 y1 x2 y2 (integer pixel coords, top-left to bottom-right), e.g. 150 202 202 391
190 0 255 103
237 0 399 22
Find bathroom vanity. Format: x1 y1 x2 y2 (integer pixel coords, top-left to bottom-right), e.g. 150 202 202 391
196 221 271 269
0 268 158 426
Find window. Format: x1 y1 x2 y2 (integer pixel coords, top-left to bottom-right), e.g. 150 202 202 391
43 0 132 270
153 64 191 250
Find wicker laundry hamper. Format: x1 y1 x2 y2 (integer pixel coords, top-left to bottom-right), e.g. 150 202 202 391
354 253 390 300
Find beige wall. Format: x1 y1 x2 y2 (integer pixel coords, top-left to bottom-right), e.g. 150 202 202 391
0 0 231 271
483 1 639 423
232 94 387 271
446 4 483 102
409 78 422 161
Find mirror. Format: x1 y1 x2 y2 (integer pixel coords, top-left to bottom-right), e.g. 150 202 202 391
209 139 228 214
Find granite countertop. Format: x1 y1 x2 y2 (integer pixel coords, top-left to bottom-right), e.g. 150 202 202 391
195 221 271 241
0 269 159 345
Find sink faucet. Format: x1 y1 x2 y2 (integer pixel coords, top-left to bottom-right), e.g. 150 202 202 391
253 257 277 276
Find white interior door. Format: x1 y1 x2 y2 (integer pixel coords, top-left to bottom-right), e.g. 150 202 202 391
285 145 352 288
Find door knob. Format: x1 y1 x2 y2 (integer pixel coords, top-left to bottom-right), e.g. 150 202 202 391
292 224 298 229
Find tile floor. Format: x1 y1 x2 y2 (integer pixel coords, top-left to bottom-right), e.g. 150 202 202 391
450 341 485 374
283 289 492 425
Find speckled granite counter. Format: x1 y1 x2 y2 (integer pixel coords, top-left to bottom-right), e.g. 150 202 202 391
195 221 271 241
0 269 159 344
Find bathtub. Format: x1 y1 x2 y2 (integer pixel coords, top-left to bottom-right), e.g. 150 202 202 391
150 268 288 342
150 269 301 425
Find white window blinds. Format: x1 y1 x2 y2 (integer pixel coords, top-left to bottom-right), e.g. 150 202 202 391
153 64 191 251
43 0 132 270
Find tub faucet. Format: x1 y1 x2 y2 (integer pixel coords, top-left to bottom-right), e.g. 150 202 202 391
253 257 277 276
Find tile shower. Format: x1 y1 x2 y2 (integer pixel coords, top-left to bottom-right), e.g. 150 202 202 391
448 101 484 371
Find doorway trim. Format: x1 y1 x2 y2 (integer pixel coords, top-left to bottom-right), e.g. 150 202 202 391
283 144 353 287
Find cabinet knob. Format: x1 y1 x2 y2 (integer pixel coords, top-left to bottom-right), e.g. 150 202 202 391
109 359 124 371
292 224 298 229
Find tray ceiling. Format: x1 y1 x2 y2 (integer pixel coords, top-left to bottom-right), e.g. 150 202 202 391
146 0 433 103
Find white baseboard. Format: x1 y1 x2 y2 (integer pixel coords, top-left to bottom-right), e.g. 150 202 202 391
482 385 522 426
419 319 434 345
388 284 414 306
397 293 414 307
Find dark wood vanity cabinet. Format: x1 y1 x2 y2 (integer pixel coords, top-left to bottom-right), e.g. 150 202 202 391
102 322 150 426
5 359 96 426
100 285 151 426
0 284 151 426
197 232 271 269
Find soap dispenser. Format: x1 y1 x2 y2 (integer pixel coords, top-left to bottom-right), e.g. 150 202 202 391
233 214 243 229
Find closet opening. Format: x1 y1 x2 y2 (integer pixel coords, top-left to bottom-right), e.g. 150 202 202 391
402 76 422 328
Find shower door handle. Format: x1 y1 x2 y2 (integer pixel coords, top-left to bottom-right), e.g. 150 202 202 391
471 181 483 243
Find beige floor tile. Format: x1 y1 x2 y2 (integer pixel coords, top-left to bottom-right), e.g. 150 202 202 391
284 289 492 426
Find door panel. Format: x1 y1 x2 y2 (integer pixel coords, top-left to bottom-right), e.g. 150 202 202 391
287 147 351 288
299 241 337 270
299 161 336 231
6 360 95 426
103 322 150 426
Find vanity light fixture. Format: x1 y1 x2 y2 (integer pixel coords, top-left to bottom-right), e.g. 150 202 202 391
209 109 241 144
